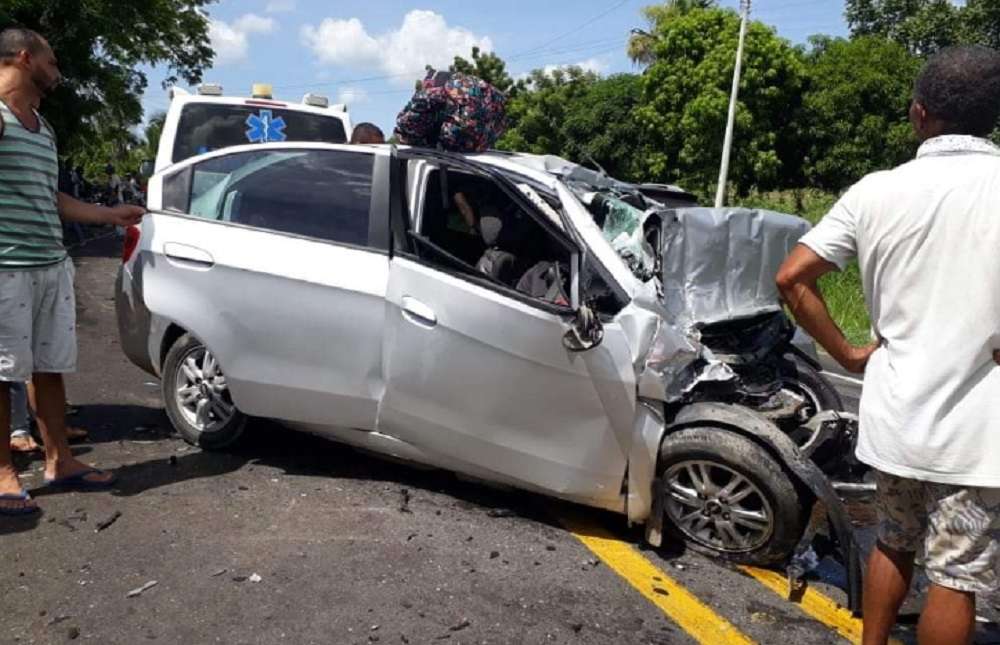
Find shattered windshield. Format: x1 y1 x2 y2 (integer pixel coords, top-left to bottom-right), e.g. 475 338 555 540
583 192 657 282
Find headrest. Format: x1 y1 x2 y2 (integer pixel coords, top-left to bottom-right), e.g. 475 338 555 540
480 216 503 246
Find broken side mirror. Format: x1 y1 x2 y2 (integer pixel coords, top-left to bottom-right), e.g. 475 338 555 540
563 305 604 352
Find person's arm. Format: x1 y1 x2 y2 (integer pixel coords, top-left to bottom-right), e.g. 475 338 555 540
56 192 144 227
454 192 476 231
776 245 878 374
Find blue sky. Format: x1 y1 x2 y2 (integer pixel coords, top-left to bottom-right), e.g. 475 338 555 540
141 0 850 133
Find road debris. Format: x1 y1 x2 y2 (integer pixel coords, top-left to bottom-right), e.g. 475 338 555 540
486 508 515 518
94 510 122 532
489 551 500 559
126 580 158 598
249 573 262 583
210 568 227 577
449 619 471 632
67 626 80 640
399 488 412 514
751 612 777 625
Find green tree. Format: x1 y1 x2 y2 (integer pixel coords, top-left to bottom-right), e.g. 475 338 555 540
450 46 516 96
1 0 214 156
846 0 1000 54
140 111 168 162
799 36 922 192
559 74 649 182
500 70 649 181
498 66 600 160
628 0 717 65
634 4 807 198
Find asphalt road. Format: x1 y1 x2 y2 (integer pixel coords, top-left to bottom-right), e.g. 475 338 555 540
3 235 999 645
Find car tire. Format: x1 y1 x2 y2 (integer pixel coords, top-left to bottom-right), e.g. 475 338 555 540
162 333 246 450
658 428 804 567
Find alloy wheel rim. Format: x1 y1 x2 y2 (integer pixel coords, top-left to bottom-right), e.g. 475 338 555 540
174 347 235 433
663 460 774 553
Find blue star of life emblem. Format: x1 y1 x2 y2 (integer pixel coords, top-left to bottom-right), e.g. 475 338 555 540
245 109 287 143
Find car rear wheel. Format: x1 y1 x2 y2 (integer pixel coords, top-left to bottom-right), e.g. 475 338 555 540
162 333 246 449
658 428 804 566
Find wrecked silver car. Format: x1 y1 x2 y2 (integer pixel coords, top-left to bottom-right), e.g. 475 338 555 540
117 144 864 610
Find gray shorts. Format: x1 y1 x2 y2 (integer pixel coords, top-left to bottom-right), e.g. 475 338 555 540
0 259 77 381
875 470 1000 593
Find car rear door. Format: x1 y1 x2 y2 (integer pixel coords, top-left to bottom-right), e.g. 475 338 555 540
141 144 391 429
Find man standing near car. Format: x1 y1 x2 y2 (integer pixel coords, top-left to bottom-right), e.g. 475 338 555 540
0 27 144 515
777 46 1000 645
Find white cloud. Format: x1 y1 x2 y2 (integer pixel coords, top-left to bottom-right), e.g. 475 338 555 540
515 57 609 83
337 87 369 105
301 10 492 83
541 57 608 76
209 13 276 65
265 0 295 13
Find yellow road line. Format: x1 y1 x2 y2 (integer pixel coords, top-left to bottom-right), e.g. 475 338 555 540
740 565 901 645
559 513 755 645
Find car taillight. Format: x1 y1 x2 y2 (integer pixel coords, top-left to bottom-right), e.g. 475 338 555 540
122 225 141 263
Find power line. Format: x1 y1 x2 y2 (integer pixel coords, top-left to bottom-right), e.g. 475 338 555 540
508 0 632 59
269 37 628 93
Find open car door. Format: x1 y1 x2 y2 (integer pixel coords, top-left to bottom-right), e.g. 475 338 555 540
376 150 637 507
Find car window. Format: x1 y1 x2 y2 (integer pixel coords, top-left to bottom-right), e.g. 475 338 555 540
172 103 348 163
412 167 574 308
179 148 373 247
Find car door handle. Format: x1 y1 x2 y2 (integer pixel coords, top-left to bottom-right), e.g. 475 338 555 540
401 296 437 328
163 242 215 268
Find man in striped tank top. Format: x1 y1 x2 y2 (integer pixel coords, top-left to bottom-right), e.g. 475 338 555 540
0 28 144 515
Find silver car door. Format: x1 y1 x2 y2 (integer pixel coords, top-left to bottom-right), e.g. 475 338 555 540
143 145 390 429
378 160 636 507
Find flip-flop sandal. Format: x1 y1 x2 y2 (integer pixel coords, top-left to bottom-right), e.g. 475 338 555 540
10 435 41 453
44 468 117 490
0 490 40 516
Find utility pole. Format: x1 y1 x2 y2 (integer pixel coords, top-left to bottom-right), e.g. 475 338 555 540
714 0 752 208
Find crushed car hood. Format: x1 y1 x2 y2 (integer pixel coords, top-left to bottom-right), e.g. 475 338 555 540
621 207 811 402
660 207 811 326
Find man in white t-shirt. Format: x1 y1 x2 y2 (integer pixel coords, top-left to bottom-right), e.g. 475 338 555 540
777 45 1000 645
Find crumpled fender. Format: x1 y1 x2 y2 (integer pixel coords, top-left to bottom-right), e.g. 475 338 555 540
635 401 863 614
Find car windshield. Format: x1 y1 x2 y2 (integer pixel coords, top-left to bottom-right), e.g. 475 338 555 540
172 103 348 163
583 191 658 282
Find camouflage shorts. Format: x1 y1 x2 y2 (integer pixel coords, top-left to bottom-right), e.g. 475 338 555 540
875 470 1000 593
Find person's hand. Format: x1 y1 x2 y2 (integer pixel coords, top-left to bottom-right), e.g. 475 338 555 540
106 204 145 227
840 341 880 374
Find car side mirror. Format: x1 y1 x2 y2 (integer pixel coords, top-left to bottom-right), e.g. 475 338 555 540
139 160 154 179
563 305 604 352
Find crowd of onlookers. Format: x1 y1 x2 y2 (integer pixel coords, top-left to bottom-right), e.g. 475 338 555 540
56 161 145 244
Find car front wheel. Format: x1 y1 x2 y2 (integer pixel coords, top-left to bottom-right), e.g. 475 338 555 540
658 427 804 566
162 333 246 449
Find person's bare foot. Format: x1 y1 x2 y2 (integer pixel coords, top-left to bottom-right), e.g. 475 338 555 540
10 434 40 453
44 456 114 486
0 464 37 514
66 426 88 442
